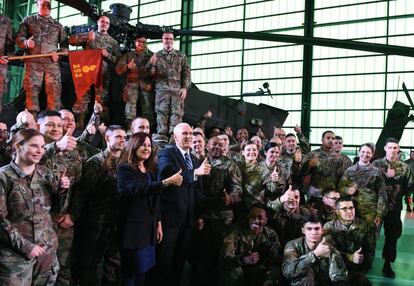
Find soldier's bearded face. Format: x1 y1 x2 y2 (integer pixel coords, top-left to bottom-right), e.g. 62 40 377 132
17 135 45 165
39 116 63 143
321 132 335 150
135 37 147 53
302 222 323 244
248 208 267 234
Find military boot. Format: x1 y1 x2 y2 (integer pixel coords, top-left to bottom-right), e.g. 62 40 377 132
382 260 396 278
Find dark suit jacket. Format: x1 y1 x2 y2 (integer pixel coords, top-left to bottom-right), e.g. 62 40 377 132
117 162 162 250
157 145 202 228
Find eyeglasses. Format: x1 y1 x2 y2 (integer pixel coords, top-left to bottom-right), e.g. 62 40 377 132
337 206 355 212
0 129 8 134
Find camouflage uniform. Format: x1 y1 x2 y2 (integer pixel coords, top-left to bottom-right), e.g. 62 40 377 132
115 48 155 124
148 48 191 136
339 163 387 226
372 158 414 262
303 148 352 201
404 158 414 209
69 31 119 114
0 161 60 286
41 143 90 286
70 149 122 286
220 224 282 286
0 14 14 112
282 237 349 286
16 14 68 112
324 218 374 285
195 156 242 285
259 160 292 198
267 197 311 247
235 159 278 209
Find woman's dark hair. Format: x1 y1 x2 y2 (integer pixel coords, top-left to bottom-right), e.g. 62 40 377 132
264 142 281 152
123 132 155 173
359 142 375 153
12 129 44 153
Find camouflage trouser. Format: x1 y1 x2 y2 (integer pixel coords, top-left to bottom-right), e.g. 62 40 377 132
53 226 74 286
23 61 62 112
155 89 183 135
73 63 110 115
123 82 155 124
80 222 121 286
0 64 8 113
0 248 59 286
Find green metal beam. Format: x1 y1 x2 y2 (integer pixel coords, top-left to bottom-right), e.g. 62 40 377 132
301 0 314 138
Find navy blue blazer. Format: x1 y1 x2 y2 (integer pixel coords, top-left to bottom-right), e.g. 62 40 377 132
117 162 162 250
157 145 202 228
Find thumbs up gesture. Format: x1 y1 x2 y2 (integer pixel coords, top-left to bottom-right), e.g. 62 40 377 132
195 158 211 176
59 168 70 190
271 166 279 182
127 58 136 70
165 169 183 187
386 166 396 178
308 153 320 168
350 247 364 264
280 185 297 203
56 127 77 152
26 36 35 48
87 30 95 42
313 237 332 258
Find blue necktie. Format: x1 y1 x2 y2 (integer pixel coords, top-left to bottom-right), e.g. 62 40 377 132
184 153 193 170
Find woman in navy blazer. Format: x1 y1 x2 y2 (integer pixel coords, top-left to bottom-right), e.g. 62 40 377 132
117 132 183 286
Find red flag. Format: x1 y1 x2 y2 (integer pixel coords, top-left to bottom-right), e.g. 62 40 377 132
68 50 103 101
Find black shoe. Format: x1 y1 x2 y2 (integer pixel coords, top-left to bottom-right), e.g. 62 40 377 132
382 262 396 278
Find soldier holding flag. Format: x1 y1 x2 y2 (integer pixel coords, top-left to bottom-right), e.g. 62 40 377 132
16 0 68 114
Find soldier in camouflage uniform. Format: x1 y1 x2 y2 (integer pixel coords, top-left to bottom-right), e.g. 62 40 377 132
147 31 191 138
404 149 414 211
324 198 374 285
0 129 69 286
339 143 387 229
116 36 155 129
282 214 349 286
69 15 119 124
36 110 87 286
309 189 341 225
195 136 242 285
16 0 68 113
220 204 282 286
267 186 311 247
0 14 14 113
236 141 278 210
260 142 292 198
372 138 414 278
302 131 352 203
70 125 126 286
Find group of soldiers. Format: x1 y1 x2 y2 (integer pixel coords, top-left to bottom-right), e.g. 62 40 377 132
1 0 191 140
0 104 413 286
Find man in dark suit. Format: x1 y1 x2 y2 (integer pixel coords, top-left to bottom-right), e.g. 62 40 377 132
157 122 211 286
